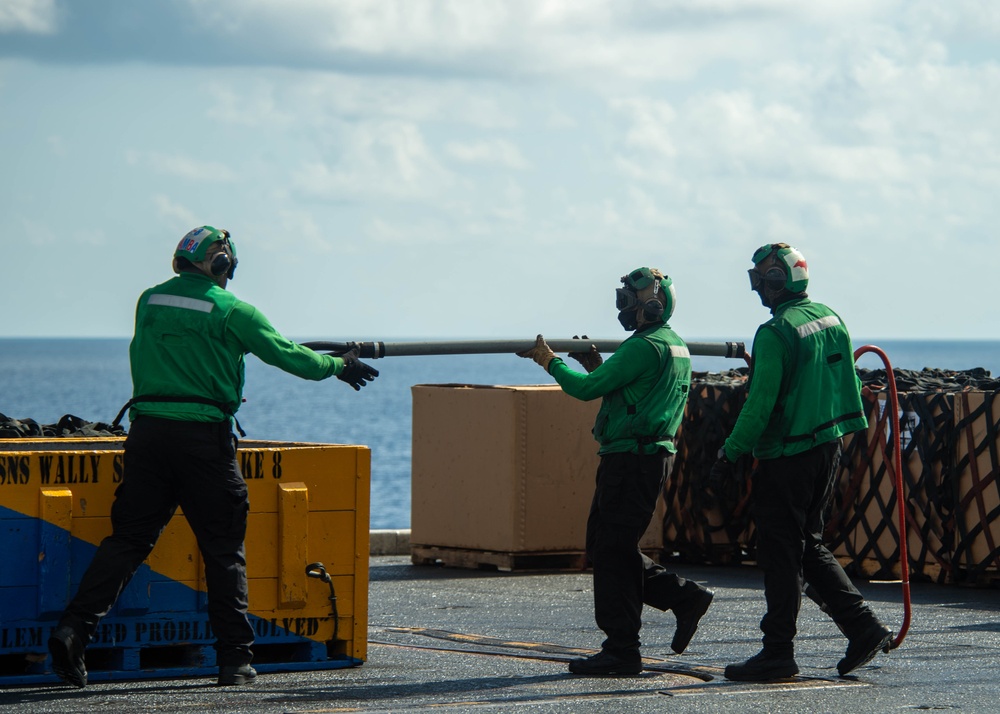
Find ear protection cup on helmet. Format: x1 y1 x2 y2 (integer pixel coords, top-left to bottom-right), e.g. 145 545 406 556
641 295 665 321
762 266 787 291
207 231 237 279
210 251 232 277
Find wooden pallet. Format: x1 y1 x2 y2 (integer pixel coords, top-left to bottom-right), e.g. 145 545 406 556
0 636 352 686
942 566 1000 588
833 555 1000 588
411 546 589 572
835 555 903 580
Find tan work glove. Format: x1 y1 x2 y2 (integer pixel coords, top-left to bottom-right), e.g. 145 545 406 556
568 334 603 373
517 334 557 371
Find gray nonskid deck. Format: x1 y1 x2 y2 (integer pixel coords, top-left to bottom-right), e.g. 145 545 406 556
3 557 998 713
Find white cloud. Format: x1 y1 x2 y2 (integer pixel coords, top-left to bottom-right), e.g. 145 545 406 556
205 81 296 128
445 139 529 169
906 0 1000 40
804 145 908 183
178 0 902 86
75 227 108 247
152 195 200 230
269 210 333 253
292 121 454 201
20 216 56 245
2 1 999 342
0 0 57 34
128 151 240 182
612 98 678 159
207 72 519 131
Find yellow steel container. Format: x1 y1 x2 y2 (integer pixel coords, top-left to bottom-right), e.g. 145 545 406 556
0 437 370 684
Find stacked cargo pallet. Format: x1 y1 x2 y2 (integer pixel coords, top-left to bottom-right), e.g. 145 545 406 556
409 371 1000 588
662 369 1000 587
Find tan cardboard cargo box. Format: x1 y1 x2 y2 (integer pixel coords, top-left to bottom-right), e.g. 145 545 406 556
410 384 663 562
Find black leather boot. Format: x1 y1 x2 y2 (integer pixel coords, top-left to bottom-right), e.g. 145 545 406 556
568 650 642 676
838 623 892 676
48 624 88 688
671 587 715 654
725 649 799 681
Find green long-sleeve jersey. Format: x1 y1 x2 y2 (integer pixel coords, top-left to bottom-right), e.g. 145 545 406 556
548 322 691 455
723 298 866 461
128 272 344 423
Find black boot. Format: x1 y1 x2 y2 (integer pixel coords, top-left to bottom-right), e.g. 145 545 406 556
671 587 715 654
568 650 642 676
838 623 892 676
725 649 799 681
48 625 88 688
218 663 257 686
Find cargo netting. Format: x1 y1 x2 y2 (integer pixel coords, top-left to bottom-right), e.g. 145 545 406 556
0 413 126 438
663 368 1000 585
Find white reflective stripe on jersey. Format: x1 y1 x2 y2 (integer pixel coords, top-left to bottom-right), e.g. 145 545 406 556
796 314 841 338
669 345 691 359
147 294 214 313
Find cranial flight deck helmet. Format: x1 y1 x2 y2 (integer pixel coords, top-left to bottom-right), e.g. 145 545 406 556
173 226 238 281
616 267 676 331
748 242 807 307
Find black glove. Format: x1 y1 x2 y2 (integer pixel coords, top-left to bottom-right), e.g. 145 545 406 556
337 348 379 391
708 448 737 501
568 334 603 373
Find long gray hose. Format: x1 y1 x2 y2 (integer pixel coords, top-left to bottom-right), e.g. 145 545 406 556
301 339 746 360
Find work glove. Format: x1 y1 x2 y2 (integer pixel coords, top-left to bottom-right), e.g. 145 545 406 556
517 334 557 372
337 348 380 391
707 447 737 502
568 334 603 373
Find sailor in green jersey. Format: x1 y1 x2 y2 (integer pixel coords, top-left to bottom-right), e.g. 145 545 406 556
518 267 713 676
711 243 891 682
48 226 379 690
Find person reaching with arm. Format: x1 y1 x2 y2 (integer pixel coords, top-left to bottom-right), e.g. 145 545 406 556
47 226 378 689
518 267 713 676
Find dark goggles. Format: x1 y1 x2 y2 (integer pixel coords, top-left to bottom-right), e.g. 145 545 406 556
616 287 639 312
748 268 764 291
616 268 656 312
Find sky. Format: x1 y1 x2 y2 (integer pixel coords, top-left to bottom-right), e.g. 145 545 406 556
1 0 998 343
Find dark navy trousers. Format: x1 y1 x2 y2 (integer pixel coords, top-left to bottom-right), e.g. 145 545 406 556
752 440 876 653
61 416 254 666
586 450 707 654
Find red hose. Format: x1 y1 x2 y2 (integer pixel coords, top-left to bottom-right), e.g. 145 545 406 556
854 345 910 649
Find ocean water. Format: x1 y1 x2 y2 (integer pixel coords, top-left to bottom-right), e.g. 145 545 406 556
2 337 999 529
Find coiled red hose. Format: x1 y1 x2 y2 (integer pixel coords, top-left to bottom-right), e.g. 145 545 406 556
854 344 910 649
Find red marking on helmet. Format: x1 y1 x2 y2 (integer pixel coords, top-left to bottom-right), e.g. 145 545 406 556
793 259 807 269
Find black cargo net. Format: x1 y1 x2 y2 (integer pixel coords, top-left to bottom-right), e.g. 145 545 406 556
663 370 754 563
951 390 1000 582
827 389 954 581
0 413 126 438
827 369 999 583
898 392 954 581
825 388 885 570
664 367 1000 586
